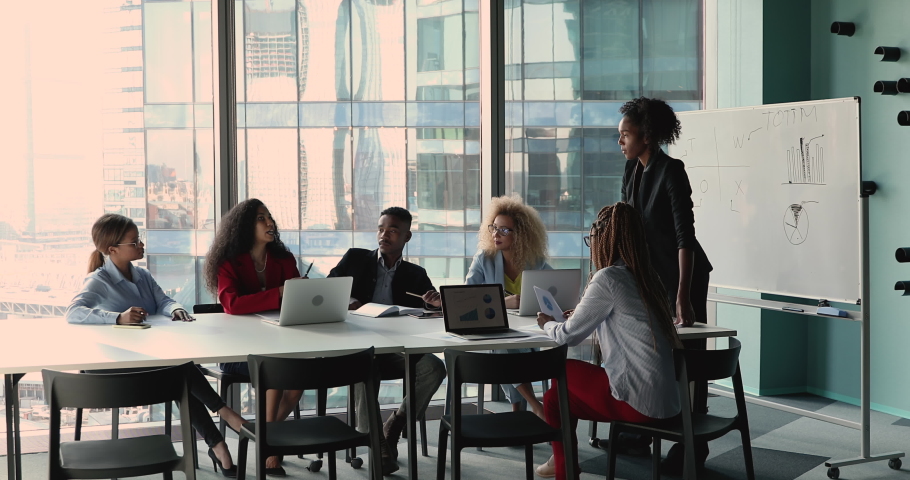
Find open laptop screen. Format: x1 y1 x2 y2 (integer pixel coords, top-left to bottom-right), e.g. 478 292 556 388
441 284 509 332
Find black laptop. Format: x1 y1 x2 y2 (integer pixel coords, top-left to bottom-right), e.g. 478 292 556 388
440 284 530 340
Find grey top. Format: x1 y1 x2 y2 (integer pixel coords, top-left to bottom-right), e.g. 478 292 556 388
372 250 402 306
66 257 183 324
543 264 680 419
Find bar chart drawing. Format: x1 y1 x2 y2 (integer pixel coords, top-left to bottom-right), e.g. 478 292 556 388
786 135 825 184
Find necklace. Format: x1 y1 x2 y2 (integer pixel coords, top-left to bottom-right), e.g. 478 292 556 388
255 252 268 273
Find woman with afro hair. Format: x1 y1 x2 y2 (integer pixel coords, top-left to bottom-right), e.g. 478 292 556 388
617 97 713 473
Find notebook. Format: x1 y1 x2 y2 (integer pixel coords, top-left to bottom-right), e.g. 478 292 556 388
350 303 425 318
440 284 530 340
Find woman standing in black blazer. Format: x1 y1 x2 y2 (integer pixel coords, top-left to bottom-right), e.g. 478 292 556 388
617 97 713 472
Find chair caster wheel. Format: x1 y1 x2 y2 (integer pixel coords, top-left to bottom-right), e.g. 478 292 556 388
307 459 323 472
589 437 600 448
889 458 902 470
827 467 839 479
350 457 363 469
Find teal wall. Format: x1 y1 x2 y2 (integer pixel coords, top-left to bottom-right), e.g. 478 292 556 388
712 0 910 417
763 0 811 104
810 0 910 418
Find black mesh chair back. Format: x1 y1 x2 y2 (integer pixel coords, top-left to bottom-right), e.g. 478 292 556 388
43 363 196 479
437 345 575 480
606 338 754 480
236 348 383 480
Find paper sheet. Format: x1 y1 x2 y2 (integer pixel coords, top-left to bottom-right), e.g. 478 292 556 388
534 286 564 319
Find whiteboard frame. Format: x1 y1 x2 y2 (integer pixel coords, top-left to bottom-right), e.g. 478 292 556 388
703 98 904 472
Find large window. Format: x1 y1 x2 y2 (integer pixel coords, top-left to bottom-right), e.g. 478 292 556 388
237 0 481 288
0 0 216 432
0 0 702 437
504 0 703 276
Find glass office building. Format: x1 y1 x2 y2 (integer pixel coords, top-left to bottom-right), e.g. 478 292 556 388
0 0 701 428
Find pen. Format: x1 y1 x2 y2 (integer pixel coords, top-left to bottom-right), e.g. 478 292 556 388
406 292 424 299
782 306 804 312
304 261 314 277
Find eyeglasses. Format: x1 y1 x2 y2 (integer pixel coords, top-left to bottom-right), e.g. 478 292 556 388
583 235 592 247
487 225 514 236
116 234 145 248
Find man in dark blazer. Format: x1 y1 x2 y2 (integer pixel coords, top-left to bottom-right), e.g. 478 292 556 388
328 207 445 475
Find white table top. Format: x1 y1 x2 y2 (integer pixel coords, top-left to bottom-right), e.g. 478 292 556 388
0 313 402 375
0 313 736 375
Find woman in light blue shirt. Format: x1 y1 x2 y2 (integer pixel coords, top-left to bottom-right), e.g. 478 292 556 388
465 194 551 418
65 214 246 477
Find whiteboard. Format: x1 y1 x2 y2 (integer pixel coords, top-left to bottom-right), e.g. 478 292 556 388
667 98 862 303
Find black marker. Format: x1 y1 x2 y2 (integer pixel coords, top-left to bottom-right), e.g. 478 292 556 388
304 261 314 277
782 306 804 313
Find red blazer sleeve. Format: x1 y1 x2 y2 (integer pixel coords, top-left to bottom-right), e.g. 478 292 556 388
217 255 300 315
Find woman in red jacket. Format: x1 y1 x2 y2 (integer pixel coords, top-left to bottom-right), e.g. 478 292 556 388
204 198 303 476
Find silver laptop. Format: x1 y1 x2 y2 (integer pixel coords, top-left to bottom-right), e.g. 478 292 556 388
441 284 530 340
259 277 353 326
515 269 581 316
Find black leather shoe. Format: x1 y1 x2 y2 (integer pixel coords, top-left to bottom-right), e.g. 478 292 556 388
661 442 708 475
207 448 238 478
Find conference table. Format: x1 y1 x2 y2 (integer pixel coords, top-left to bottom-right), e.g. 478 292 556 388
1 313 736 480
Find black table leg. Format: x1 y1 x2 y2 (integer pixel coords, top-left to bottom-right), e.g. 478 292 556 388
405 353 419 480
5 374 22 480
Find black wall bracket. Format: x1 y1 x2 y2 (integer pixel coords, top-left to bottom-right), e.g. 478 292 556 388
874 81 898 95
831 22 856 36
875 46 901 62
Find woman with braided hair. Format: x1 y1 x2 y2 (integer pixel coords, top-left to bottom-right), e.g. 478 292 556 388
534 202 682 480
618 97 712 472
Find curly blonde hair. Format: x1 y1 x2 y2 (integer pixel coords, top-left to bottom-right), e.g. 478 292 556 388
478 194 548 269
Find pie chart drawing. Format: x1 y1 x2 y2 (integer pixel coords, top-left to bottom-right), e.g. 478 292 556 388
543 296 554 311
783 204 809 245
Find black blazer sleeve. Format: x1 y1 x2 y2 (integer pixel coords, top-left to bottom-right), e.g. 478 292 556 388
392 262 437 308
664 158 698 250
328 248 356 278
328 248 376 304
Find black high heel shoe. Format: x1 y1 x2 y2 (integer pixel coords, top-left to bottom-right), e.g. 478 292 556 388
208 447 238 478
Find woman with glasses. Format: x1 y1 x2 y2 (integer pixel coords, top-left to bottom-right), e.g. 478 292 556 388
618 97 713 472
66 213 247 477
535 202 682 480
203 198 304 476
465 194 551 417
